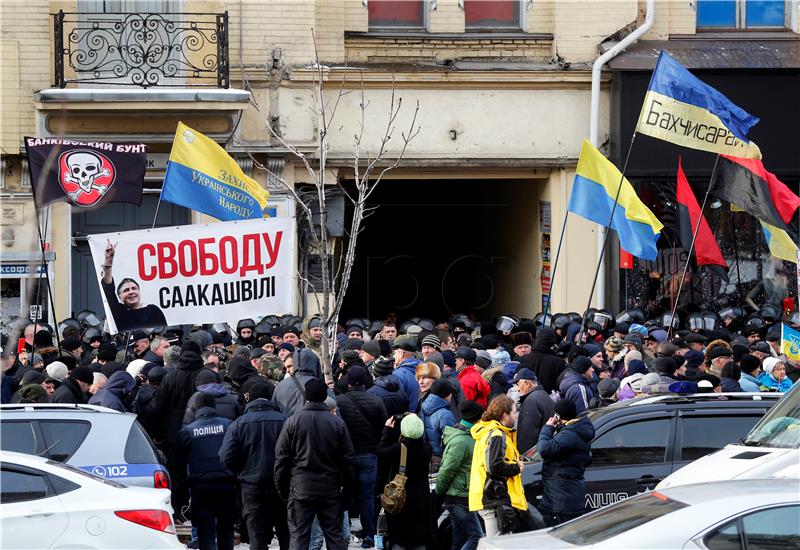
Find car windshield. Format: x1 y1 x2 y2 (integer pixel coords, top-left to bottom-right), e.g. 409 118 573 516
550 492 687 545
743 384 800 449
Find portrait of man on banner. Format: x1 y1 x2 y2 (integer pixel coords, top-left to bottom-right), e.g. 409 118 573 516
100 239 167 332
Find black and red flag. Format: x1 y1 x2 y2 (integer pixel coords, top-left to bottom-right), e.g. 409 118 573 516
712 155 800 230
24 137 146 209
676 159 728 281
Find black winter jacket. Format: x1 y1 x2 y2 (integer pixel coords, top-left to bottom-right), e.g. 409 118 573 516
175 406 234 486
336 387 388 454
516 386 555 454
367 374 409 417
274 402 355 500
537 417 595 515
183 383 240 425
133 383 162 440
519 329 565 395
219 398 285 488
156 351 205 445
143 349 164 366
88 370 136 412
51 377 87 404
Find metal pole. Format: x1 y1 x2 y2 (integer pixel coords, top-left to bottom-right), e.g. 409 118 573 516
730 216 746 314
667 154 720 339
542 211 570 319
578 133 638 339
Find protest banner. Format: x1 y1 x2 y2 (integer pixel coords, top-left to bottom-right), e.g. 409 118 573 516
88 218 296 334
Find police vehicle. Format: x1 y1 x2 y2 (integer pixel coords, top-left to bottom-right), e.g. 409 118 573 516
0 404 169 490
521 392 780 511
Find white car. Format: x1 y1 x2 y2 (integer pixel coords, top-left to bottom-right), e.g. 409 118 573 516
478 479 800 549
1 450 183 549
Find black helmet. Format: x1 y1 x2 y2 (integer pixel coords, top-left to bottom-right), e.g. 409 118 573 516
659 312 680 330
77 309 104 329
418 319 435 331
718 307 744 322
588 309 614 331
496 316 518 334
616 308 646 325
345 318 366 330
255 319 272 337
236 318 256 333
699 311 719 332
533 312 552 327
567 312 582 324
552 313 572 331
758 306 778 324
82 327 103 344
745 315 765 330
58 318 81 338
687 312 705 331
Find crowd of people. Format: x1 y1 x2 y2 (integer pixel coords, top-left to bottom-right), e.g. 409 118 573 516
1 305 798 550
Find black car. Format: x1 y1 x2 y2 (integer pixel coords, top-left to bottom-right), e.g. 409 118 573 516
521 392 780 512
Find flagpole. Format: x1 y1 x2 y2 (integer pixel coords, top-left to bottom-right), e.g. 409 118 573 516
151 192 164 229
579 132 638 339
29 177 61 349
668 154 720 339
542 212 570 318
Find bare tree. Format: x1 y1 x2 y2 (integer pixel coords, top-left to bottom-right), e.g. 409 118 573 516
248 36 420 386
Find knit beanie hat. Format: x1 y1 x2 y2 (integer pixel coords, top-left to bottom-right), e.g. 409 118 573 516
400 414 424 439
362 340 382 359
71 365 94 385
45 361 68 382
571 356 593 374
554 399 577 421
304 378 328 403
421 334 441 351
739 354 761 375
430 378 453 399
372 359 394 377
459 400 483 424
762 357 782 376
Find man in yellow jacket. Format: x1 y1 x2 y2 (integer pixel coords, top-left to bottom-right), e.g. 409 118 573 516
468 395 526 537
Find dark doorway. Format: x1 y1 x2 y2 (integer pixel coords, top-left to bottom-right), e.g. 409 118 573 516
341 178 539 322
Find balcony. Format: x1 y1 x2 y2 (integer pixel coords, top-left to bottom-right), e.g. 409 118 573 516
53 10 230 89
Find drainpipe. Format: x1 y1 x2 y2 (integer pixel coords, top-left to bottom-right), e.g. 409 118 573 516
589 0 655 310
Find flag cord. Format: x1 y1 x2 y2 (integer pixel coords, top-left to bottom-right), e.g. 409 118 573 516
578 132 638 340
668 154 720 339
730 217 746 316
29 179 61 348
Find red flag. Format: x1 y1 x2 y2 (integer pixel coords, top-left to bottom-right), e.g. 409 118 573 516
620 248 634 269
676 159 728 280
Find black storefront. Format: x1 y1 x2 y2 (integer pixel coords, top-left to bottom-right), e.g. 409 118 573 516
608 39 800 320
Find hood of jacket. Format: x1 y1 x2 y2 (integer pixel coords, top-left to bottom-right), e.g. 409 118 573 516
562 416 595 443
534 328 557 353
294 347 321 377
196 382 230 397
442 423 470 446
373 374 401 392
481 365 505 383
421 393 450 416
244 397 282 414
398 357 423 372
225 357 259 386
470 418 513 441
105 370 136 396
559 369 590 394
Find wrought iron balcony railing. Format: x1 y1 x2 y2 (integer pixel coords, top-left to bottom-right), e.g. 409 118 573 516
53 10 229 88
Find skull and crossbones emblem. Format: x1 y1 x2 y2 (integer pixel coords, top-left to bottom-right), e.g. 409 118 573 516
59 150 116 206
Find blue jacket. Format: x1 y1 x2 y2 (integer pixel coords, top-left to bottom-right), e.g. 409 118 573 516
368 374 409 417
559 370 594 415
393 358 422 412
758 372 794 393
739 372 761 393
218 398 285 488
89 370 136 412
175 406 233 485
537 417 595 515
419 394 456 456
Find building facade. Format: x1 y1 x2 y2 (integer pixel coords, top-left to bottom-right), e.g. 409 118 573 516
1 0 797 329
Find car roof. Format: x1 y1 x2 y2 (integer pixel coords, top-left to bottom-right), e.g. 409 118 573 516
0 449 50 465
657 478 800 506
586 392 779 422
0 404 127 414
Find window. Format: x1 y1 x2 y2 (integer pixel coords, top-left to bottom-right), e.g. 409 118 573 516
591 419 670 466
124 421 159 464
697 0 786 29
465 0 521 30
0 422 39 455
38 421 91 463
680 415 762 461
742 505 800 548
706 521 743 550
368 0 425 29
0 469 50 504
551 492 688 545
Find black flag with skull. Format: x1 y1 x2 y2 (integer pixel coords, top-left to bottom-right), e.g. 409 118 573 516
24 138 145 209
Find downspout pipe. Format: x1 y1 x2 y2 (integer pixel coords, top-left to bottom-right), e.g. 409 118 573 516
589 0 655 310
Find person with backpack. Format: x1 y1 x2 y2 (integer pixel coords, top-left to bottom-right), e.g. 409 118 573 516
435 400 485 550
376 413 434 550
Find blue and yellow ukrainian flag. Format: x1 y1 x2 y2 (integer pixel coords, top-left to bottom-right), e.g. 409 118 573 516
636 50 761 159
569 140 663 261
760 221 799 263
162 122 272 221
782 324 800 362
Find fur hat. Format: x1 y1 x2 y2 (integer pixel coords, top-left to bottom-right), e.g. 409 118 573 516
510 332 533 347
415 362 441 380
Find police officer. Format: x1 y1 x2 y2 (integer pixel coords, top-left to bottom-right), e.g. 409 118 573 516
175 392 236 550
